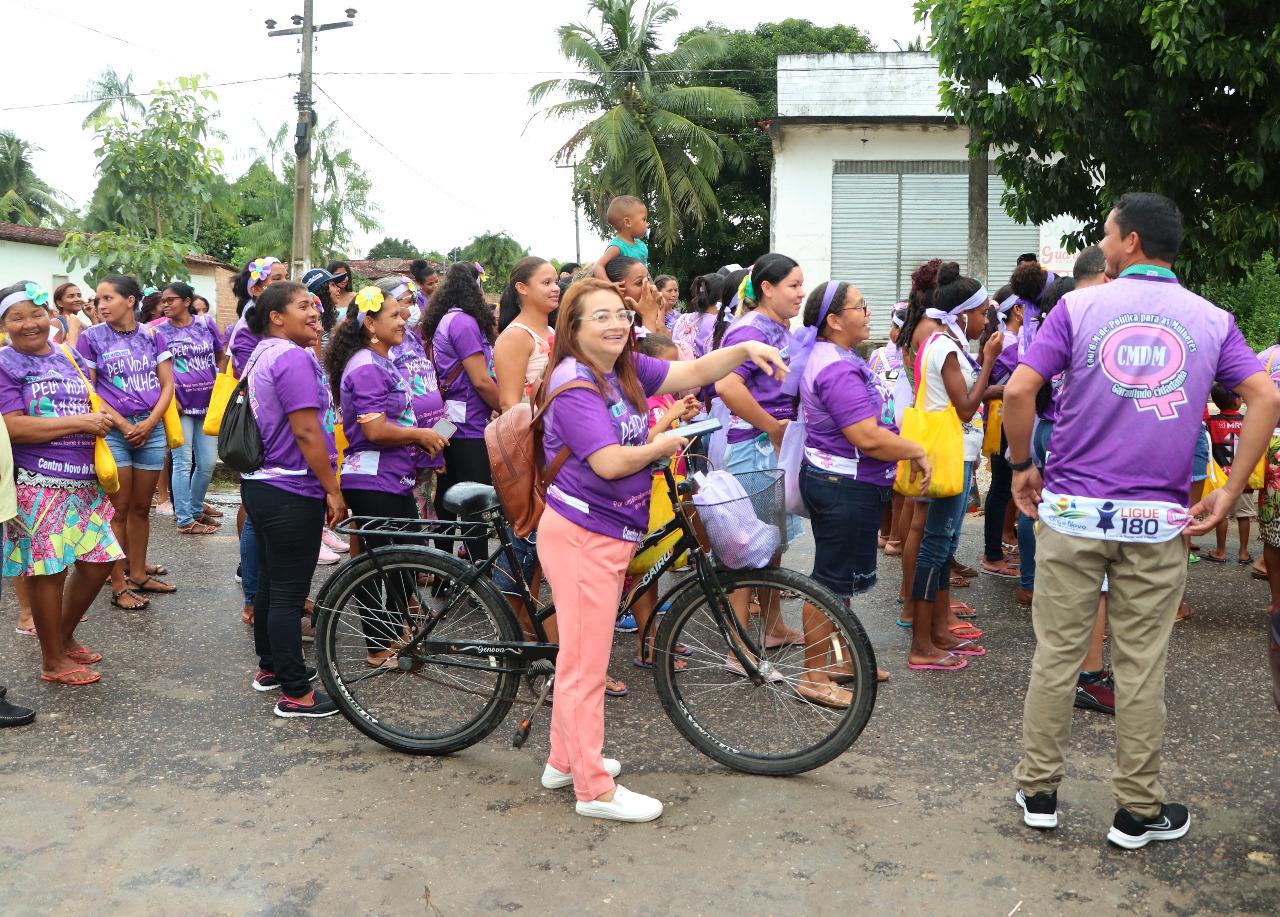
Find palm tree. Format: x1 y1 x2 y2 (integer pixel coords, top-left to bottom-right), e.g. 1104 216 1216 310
0 131 71 227
80 67 144 129
530 0 758 252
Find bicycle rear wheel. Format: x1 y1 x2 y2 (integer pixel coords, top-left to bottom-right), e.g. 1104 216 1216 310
315 546 522 755
652 566 876 775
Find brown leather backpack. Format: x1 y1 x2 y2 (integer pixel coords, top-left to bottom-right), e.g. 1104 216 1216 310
484 379 598 538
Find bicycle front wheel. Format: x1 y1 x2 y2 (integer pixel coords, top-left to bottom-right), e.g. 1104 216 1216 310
315 546 522 755
652 566 876 775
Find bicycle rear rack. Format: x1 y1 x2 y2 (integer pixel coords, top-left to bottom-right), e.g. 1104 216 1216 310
333 515 493 542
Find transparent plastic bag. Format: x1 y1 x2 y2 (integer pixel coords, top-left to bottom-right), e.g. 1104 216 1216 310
690 469 784 570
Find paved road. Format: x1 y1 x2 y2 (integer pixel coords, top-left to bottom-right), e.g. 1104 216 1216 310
1 503 1277 915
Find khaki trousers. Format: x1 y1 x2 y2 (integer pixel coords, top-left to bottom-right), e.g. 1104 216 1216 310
1013 525 1186 817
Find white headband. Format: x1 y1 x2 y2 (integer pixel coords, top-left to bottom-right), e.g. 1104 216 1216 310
926 285 989 338
390 283 409 300
0 291 33 318
996 293 1019 332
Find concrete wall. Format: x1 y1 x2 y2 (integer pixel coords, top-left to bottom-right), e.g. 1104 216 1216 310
778 52 946 119
771 122 974 283
0 239 223 316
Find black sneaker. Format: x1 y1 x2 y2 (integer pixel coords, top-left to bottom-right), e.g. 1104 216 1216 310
0 697 36 727
274 690 339 719
1015 788 1058 828
1107 803 1190 849
252 668 317 693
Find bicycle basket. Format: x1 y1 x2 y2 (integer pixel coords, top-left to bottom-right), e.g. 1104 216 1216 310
689 469 786 570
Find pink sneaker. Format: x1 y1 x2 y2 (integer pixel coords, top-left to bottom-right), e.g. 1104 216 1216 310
321 528 349 553
316 544 341 566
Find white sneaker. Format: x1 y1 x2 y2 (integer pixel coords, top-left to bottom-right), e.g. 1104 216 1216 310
575 785 663 822
321 528 350 553
541 758 622 789
316 545 341 565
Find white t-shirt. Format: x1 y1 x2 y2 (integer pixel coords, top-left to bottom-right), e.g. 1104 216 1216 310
920 331 984 462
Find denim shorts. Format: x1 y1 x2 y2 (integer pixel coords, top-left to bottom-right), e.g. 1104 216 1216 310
1191 426 1210 483
491 528 538 597
104 417 167 471
799 461 888 598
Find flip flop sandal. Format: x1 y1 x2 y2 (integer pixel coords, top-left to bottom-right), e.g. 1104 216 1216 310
146 564 168 576
1238 554 1254 565
14 626 37 637
605 680 629 698
128 575 177 594
884 541 904 557
1201 554 1227 564
948 623 984 639
1187 554 1201 566
981 564 1020 579
764 632 803 649
110 589 150 610
907 653 968 672
895 618 913 629
66 647 103 665
633 655 689 671
949 639 987 657
202 503 225 517
40 666 101 686
948 574 971 588
177 522 218 535
953 564 979 578
1252 569 1269 580
951 602 977 620
1001 541 1019 554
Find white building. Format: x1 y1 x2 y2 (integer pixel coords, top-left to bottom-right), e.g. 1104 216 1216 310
770 52 1077 338
0 222 236 326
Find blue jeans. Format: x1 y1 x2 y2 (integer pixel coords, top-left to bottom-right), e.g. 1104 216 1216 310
984 452 1012 562
241 512 259 605
912 460 974 603
799 462 888 598
172 413 217 526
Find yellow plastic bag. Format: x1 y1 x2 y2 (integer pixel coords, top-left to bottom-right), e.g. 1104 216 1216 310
894 338 965 499
59 344 119 495
334 422 348 469
203 361 237 436
982 399 1003 457
162 397 184 449
1203 456 1228 497
628 472 686 575
1249 456 1266 491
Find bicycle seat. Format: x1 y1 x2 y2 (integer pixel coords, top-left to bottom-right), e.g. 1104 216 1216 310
442 482 502 517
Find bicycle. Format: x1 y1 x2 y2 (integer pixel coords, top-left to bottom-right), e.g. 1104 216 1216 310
313 458 878 776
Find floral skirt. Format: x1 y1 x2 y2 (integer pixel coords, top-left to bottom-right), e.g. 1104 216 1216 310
1259 433 1280 548
2 471 123 577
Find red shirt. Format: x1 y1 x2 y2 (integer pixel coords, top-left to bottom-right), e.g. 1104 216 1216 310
1207 410 1244 470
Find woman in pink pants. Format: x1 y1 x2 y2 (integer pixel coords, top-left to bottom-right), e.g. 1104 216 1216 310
536 278 786 822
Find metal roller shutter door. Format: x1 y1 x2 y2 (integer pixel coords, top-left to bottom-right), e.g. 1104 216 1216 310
898 173 968 297
987 174 1040 290
830 172 899 340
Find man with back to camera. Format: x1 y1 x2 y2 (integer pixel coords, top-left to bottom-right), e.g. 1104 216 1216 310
1004 192 1280 849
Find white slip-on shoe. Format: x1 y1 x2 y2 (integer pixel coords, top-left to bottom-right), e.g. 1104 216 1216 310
541 758 622 789
575 785 663 823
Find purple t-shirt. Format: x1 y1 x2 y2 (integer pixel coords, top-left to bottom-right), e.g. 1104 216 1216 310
720 309 795 444
391 328 446 470
434 309 494 439
228 304 260 377
1022 273 1262 506
1259 344 1280 384
0 346 95 479
242 338 337 500
542 354 670 542
156 315 223 414
672 312 716 359
800 341 898 486
339 348 420 494
75 323 171 419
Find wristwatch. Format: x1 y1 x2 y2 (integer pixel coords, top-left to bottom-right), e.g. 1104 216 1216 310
1010 457 1034 472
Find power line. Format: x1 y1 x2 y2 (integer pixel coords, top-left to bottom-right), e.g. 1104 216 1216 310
0 76 295 113
310 80 500 225
13 0 160 53
313 64 942 77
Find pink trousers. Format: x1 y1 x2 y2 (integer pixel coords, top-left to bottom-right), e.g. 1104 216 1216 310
537 506 635 801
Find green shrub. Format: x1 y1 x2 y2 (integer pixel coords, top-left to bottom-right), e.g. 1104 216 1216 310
1201 254 1280 350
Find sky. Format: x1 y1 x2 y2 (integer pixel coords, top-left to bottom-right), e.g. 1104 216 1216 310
2 0 924 265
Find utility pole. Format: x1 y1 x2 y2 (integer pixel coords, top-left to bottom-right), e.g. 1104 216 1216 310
555 160 581 263
266 5 357 280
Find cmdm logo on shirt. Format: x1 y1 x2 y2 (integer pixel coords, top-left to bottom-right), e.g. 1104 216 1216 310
1087 314 1194 420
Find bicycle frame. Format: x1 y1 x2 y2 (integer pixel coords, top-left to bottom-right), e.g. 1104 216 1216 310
329 464 769 682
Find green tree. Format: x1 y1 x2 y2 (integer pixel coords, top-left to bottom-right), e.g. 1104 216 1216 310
919 0 1280 283
461 231 528 292
653 19 874 279
60 230 193 288
530 0 758 253
0 131 72 227
367 237 421 260
1201 255 1280 349
79 67 144 130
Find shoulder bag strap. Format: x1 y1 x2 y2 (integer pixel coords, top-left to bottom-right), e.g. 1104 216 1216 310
59 343 97 397
533 379 603 488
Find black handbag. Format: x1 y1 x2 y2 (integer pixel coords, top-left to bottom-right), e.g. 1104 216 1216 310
217 363 264 473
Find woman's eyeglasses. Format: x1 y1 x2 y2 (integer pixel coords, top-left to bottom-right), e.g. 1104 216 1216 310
582 308 637 325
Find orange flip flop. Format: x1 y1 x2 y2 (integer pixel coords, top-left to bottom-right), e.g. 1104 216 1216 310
40 667 101 686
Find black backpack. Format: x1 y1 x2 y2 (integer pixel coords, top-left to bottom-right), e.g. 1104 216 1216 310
217 357 265 473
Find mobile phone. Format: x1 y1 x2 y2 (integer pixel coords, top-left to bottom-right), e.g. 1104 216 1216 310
432 418 457 439
673 416 723 440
